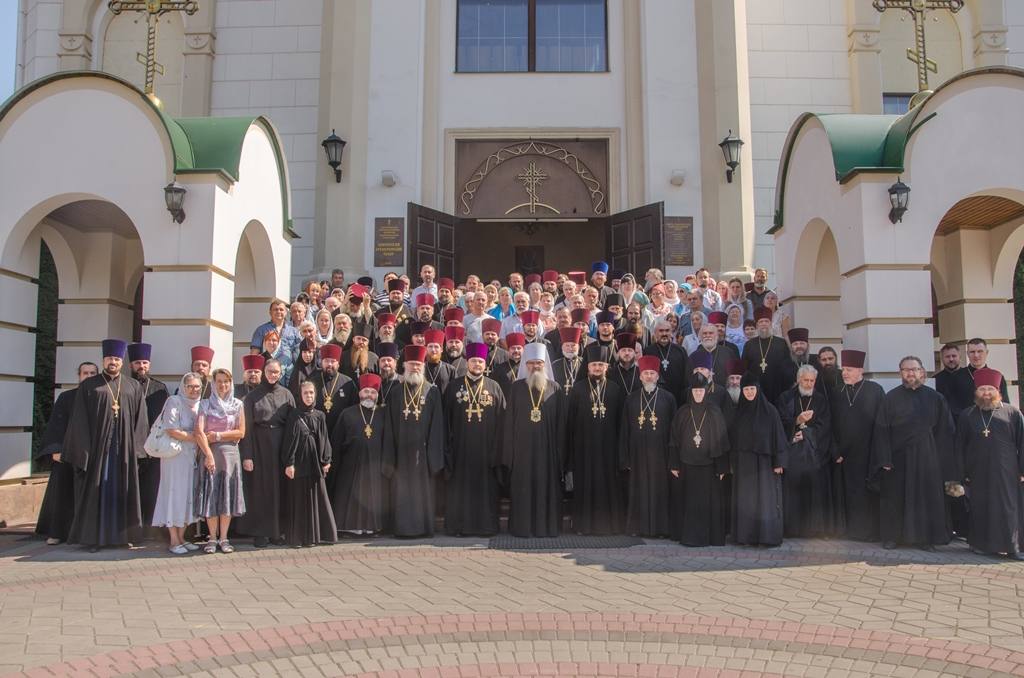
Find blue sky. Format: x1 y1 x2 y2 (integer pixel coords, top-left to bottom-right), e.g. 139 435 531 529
0 3 17 101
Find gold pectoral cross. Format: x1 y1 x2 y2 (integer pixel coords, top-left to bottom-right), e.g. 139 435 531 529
873 0 964 92
466 403 484 422
108 0 199 98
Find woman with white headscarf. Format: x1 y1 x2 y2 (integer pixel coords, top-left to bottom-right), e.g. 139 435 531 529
152 372 203 555
195 368 247 553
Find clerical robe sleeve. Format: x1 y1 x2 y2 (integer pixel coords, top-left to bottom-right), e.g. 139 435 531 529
317 416 332 468
61 387 93 472
934 392 959 482
618 401 633 472
556 389 569 476
869 399 892 474
240 396 255 463
382 392 399 479
666 406 684 472
130 387 151 459
769 409 788 470
280 410 301 468
425 389 445 476
499 384 517 471
37 390 73 459
488 388 506 470
1014 409 1024 477
955 409 972 481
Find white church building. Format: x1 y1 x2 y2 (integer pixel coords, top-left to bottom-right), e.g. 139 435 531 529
1 0 1024 482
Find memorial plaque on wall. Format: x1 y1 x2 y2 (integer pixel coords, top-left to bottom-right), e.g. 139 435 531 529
663 217 694 267
374 218 404 267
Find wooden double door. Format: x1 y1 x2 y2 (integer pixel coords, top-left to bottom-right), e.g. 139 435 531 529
407 201 664 282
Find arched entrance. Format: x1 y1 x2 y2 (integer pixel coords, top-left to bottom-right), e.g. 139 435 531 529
787 218 843 352
232 219 281 369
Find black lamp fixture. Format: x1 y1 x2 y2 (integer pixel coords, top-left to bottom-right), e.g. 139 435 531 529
719 130 744 183
163 180 186 224
321 129 347 183
888 177 910 224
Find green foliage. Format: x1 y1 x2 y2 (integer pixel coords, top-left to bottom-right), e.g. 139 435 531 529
30 242 58 470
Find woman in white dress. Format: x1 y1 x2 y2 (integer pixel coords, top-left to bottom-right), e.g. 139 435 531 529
152 373 202 554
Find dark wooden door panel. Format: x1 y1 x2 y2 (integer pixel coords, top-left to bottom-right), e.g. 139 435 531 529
407 203 457 280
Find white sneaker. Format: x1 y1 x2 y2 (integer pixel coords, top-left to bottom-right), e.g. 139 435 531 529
182 542 199 551
169 544 189 555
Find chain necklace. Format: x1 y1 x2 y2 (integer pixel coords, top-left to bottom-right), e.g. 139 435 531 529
103 373 122 418
616 363 637 394
843 380 863 407
462 376 486 422
980 403 1002 438
359 403 376 438
485 347 498 376
426 361 442 384
637 387 659 430
562 356 580 394
528 382 546 423
589 377 608 418
656 343 672 371
402 380 426 421
689 406 708 448
321 371 341 412
379 377 398 407
799 394 813 413
757 337 772 371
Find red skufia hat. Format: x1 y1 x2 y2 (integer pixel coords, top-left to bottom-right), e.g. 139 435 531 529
482 318 502 334
754 307 773 323
726 359 746 376
423 329 445 346
542 270 559 283
319 344 342 362
973 367 1003 391
241 354 265 371
788 328 809 343
637 356 661 374
191 346 214 364
525 273 541 286
519 310 540 325
568 271 587 285
571 309 591 324
707 311 727 325
444 326 465 342
348 283 367 301
840 350 865 369
437 278 455 291
443 307 464 323
403 345 427 363
415 293 435 308
559 327 582 344
377 313 397 327
615 333 637 350
505 332 526 348
359 373 382 392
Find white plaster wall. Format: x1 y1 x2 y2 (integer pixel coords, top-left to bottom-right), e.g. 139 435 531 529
746 0 851 278
208 0 322 290
1004 1 1024 68
17 0 61 87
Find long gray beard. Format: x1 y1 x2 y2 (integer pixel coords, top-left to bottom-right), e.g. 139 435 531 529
728 386 741 403
642 381 657 394
527 371 547 391
701 339 717 352
798 386 814 397
404 371 424 387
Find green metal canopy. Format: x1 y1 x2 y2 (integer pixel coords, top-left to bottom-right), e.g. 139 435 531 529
0 71 296 238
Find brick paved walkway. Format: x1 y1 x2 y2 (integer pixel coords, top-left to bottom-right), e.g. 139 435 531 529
0 533 1022 677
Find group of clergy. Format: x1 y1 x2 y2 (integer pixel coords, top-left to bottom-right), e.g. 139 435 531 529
32 263 1024 560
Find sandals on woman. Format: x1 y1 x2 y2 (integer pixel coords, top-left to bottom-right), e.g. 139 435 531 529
204 540 219 554
219 540 234 554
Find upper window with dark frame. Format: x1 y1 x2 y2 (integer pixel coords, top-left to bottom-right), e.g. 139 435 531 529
457 0 608 73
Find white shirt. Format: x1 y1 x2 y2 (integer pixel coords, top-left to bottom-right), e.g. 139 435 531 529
464 312 487 343
411 283 438 302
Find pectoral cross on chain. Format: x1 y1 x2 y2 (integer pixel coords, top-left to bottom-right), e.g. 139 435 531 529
873 0 964 92
108 1 199 98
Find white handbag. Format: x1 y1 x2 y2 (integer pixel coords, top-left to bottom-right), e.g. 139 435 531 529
144 410 184 459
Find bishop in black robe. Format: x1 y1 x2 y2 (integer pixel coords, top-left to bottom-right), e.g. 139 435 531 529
670 375 730 546
830 373 885 541
383 373 445 537
444 372 506 536
501 373 566 537
62 349 149 549
35 386 79 543
872 376 956 548
281 395 337 546
776 382 835 537
238 377 294 544
956 378 1024 558
566 373 625 535
331 398 389 534
730 374 789 546
620 381 676 538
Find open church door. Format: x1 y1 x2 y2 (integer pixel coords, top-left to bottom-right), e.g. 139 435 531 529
406 203 457 279
605 202 664 276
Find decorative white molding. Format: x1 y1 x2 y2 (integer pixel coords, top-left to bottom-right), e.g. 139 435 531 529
848 25 881 54
184 32 215 55
973 25 1008 56
58 33 93 58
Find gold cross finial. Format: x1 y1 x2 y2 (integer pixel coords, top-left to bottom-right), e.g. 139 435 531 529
873 0 964 93
108 1 199 101
505 161 560 215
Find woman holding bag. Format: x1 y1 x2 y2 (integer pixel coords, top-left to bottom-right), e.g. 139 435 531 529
152 372 204 555
195 368 247 554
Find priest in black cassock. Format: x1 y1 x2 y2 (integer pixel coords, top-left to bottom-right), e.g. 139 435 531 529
35 361 97 545
730 373 789 547
239 358 294 547
872 356 957 550
501 342 566 537
281 381 337 547
494 332 525 397
670 373 730 546
643 319 690 404
956 368 1024 559
423 329 455 394
609 332 640 396
552 327 584 396
776 364 836 538
331 374 389 535
582 311 617 371
443 326 469 379
127 342 169 532
829 350 885 541
481 318 508 378
619 357 676 537
566 358 625 535
309 344 357 435
235 354 264 400
62 340 149 551
383 345 445 537
741 307 795 405
342 328 378 381
444 343 506 536
953 339 1010 412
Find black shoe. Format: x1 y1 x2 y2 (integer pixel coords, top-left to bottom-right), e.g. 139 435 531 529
253 536 269 548
882 541 897 550
919 544 935 552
